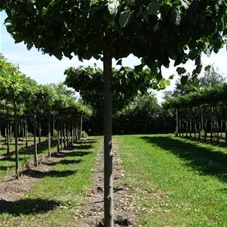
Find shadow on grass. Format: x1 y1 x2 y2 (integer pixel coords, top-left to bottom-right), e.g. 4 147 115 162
21 169 77 178
67 151 92 157
140 136 227 182
0 198 60 215
59 159 82 165
0 166 14 171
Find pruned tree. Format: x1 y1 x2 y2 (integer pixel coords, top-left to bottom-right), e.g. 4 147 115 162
1 1 226 225
0 54 37 178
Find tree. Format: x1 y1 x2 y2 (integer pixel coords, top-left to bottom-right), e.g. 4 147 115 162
1 1 226 225
0 54 37 178
164 65 226 99
64 66 160 115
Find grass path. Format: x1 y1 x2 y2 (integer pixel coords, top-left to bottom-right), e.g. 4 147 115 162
0 136 102 227
115 134 227 227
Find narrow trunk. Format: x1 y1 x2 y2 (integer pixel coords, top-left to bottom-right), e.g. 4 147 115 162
71 117 74 145
57 117 60 153
175 109 179 137
63 122 66 149
6 108 10 154
48 113 51 157
66 120 69 147
14 101 19 179
0 125 1 146
25 116 28 148
38 116 41 144
80 115 83 139
103 41 113 227
33 114 38 166
60 116 63 151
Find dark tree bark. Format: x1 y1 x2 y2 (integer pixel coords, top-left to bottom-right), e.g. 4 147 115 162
25 116 28 148
14 100 19 179
6 108 10 155
48 113 51 157
33 114 38 166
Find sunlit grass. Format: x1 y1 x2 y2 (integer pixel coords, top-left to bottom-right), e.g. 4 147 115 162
116 134 227 227
0 136 102 227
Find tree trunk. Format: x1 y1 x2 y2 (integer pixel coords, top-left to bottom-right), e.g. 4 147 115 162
48 113 51 157
38 116 41 144
80 115 83 139
14 101 19 179
6 108 10 154
25 116 28 148
33 114 38 166
57 117 60 153
103 41 113 227
60 116 63 151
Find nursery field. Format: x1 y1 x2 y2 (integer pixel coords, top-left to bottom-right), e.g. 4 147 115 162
0 134 227 226
117 134 227 226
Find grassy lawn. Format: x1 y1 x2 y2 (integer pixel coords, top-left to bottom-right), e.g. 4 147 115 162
0 136 102 227
0 138 58 181
115 134 227 227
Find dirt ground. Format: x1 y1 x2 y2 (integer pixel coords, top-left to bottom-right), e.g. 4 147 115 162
74 141 138 227
0 140 138 226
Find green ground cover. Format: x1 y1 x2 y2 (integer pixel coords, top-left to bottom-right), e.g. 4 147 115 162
0 136 102 227
0 138 57 180
116 134 227 227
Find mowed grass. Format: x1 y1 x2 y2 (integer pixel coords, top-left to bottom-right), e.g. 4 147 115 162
115 134 227 227
0 138 58 181
0 136 102 227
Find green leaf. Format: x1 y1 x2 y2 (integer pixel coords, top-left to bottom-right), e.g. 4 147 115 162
180 75 188 85
169 74 174 80
204 65 211 72
134 64 143 74
147 1 160 16
119 10 131 28
164 79 171 86
176 67 186 75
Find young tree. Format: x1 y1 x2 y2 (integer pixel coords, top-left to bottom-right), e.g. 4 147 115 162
1 1 226 225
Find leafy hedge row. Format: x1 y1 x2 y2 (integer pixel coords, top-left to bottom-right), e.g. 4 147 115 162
163 83 227 109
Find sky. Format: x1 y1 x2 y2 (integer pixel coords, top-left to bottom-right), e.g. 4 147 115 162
0 11 227 103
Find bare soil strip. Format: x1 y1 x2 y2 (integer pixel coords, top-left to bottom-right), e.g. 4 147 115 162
74 140 138 227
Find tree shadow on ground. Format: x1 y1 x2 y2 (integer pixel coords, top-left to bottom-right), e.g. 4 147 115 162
0 198 60 215
140 135 227 183
0 166 14 171
67 151 92 157
21 169 77 178
59 159 81 165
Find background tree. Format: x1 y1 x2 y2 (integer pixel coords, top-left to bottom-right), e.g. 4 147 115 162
1 1 226 225
163 65 226 99
64 66 161 115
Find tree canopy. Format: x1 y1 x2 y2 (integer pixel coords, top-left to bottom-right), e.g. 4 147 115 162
1 1 226 74
64 65 162 114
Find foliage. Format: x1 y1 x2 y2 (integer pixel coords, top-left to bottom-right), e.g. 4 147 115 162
81 131 88 138
83 93 175 135
164 64 226 100
1 1 226 75
64 66 162 114
163 83 227 109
